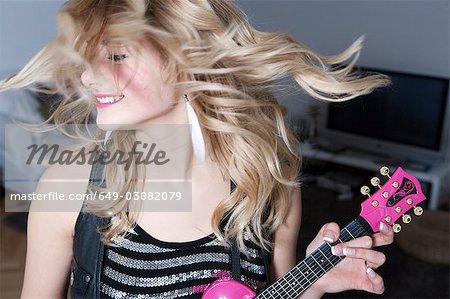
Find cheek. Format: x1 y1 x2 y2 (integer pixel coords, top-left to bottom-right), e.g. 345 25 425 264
125 70 168 103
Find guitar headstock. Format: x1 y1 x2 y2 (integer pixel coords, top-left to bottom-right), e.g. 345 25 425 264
359 166 427 234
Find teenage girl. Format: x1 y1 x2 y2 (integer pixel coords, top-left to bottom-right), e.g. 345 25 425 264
1 1 393 298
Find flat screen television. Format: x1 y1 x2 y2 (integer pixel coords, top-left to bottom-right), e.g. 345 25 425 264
317 66 449 167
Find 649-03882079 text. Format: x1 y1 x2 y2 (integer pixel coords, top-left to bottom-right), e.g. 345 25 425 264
9 191 183 201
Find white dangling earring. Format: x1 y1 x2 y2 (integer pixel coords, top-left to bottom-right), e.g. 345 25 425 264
103 130 112 146
184 94 206 162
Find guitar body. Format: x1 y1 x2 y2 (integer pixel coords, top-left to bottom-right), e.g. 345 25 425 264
202 277 256 299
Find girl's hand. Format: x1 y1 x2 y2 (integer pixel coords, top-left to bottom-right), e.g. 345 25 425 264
306 222 394 295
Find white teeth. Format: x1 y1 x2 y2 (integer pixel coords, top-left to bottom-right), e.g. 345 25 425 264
96 96 124 104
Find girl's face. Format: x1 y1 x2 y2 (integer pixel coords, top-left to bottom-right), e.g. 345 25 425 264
81 41 185 129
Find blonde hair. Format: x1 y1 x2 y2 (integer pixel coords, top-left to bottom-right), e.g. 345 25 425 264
0 0 390 253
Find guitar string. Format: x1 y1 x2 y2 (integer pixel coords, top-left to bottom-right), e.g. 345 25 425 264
292 223 366 296
289 225 364 291
257 221 366 298
257 228 358 299
259 224 364 299
257 221 367 299
279 225 365 297
284 224 366 296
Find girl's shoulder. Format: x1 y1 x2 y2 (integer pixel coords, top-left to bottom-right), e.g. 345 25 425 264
23 162 94 298
32 162 93 238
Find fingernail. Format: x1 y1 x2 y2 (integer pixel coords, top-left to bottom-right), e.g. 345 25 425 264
331 245 342 256
366 267 376 278
324 236 333 243
343 247 355 256
323 231 334 243
379 222 387 232
331 246 337 255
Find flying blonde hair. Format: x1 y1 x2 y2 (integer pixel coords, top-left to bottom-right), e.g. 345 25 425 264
0 0 390 253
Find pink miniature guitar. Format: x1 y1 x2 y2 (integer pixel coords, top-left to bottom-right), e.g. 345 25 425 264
202 166 427 299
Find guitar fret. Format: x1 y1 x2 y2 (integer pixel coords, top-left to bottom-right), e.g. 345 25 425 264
344 227 355 239
256 218 373 299
293 264 313 284
286 271 304 293
318 243 341 269
281 276 295 296
316 247 335 268
341 228 354 242
290 264 312 295
310 253 327 272
325 242 343 264
265 285 280 298
304 256 321 279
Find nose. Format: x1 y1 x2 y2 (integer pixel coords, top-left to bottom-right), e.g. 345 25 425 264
80 65 96 88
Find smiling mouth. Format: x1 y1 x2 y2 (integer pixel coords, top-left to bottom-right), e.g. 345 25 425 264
96 95 125 104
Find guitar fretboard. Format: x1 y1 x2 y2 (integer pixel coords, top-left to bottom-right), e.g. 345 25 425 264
257 217 373 299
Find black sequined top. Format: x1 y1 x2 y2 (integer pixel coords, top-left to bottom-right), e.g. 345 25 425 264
100 223 267 298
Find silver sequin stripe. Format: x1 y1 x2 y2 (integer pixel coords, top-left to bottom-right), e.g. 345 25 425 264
106 249 265 274
111 235 177 253
107 250 230 270
243 246 262 259
104 266 230 288
240 259 265 275
110 235 226 254
112 232 263 259
100 280 209 299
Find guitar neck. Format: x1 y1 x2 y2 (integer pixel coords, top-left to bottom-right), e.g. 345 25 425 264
257 217 373 299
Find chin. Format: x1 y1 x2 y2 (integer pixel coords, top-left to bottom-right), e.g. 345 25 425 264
96 118 151 132
96 122 128 132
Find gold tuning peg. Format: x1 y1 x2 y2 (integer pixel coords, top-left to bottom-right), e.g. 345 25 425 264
370 177 381 189
402 214 411 223
380 166 391 178
414 206 423 216
360 185 371 197
393 223 402 233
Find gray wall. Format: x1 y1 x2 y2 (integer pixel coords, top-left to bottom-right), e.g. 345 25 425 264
237 0 449 120
0 0 65 78
2 0 447 116
238 0 449 77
